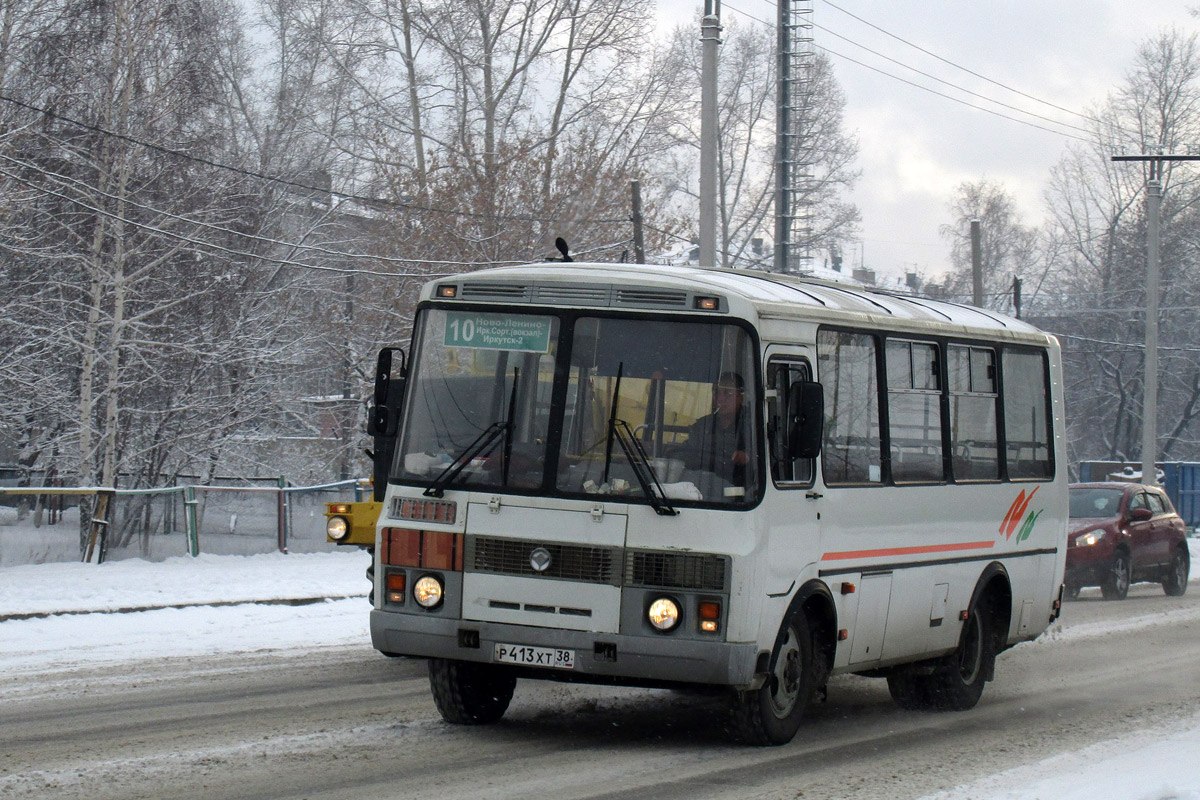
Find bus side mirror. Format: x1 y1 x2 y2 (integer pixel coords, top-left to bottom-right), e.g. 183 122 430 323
368 347 407 501
787 380 824 460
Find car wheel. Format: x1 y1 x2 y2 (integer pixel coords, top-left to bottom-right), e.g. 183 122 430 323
428 658 516 724
1162 546 1190 597
1101 551 1130 600
730 611 819 745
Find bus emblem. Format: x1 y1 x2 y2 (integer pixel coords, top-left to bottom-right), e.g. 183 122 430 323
530 547 552 572
1000 488 1043 543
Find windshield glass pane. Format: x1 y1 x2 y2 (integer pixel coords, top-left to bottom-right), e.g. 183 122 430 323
555 317 759 506
394 309 558 491
1069 487 1122 518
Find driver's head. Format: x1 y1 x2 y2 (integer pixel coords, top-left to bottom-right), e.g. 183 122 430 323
714 371 744 414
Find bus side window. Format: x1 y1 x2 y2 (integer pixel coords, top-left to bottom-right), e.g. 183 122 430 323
767 359 814 485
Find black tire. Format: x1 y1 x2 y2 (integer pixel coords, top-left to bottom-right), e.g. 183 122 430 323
889 607 994 713
921 602 995 711
1101 551 1130 600
1163 546 1190 597
730 612 819 746
886 671 932 710
428 658 516 725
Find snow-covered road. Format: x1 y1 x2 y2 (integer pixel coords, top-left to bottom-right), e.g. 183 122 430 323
2 548 1199 799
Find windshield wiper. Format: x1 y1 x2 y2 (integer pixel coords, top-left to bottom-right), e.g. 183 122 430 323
423 421 509 498
425 367 520 498
609 418 678 516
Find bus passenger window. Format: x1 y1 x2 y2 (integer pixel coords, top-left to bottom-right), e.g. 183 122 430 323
1003 349 1053 479
886 339 944 483
948 345 999 481
817 330 882 485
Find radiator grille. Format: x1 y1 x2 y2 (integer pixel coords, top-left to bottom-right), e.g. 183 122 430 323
625 551 728 591
470 537 618 585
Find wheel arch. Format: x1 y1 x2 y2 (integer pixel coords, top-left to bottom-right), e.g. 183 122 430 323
969 562 1012 665
784 579 838 682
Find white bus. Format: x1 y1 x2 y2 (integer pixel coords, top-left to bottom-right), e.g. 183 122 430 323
368 261 1067 745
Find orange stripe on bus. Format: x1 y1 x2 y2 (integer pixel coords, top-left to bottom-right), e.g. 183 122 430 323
820 540 996 561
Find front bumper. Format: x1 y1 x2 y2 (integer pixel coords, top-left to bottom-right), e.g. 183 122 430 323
1065 543 1114 587
370 609 760 687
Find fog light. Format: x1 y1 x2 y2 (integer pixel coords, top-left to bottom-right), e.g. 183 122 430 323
326 515 349 541
647 597 680 631
414 575 444 608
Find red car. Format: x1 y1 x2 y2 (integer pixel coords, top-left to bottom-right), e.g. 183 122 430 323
1066 482 1190 600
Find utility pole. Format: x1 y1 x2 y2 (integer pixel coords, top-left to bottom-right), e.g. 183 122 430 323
630 180 646 263
1112 152 1200 486
1012 276 1022 319
699 1 721 268
970 219 983 307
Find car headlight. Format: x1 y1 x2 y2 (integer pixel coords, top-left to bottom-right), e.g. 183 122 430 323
326 515 349 541
1075 529 1106 547
647 597 681 631
413 575 444 608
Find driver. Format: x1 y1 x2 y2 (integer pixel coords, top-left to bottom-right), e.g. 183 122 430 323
675 371 750 486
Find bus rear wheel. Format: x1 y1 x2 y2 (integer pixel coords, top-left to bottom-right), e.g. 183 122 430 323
730 611 818 746
428 658 516 724
888 603 995 712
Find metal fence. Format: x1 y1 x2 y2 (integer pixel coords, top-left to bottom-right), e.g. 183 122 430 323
0 478 371 566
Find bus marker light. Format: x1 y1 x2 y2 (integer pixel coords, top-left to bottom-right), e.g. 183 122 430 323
436 284 458 298
700 620 719 633
840 582 856 594
694 295 720 311
838 629 849 641
386 572 406 604
698 601 721 619
329 503 351 514
960 610 969 620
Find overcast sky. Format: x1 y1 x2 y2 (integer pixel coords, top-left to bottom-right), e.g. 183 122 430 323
656 0 1191 287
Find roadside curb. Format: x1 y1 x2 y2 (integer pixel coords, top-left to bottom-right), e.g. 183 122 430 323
0 594 369 623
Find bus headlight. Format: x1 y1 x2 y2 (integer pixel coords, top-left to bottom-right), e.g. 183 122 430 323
647 597 681 631
413 575 444 608
326 516 349 541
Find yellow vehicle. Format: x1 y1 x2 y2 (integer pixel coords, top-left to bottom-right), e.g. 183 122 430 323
325 499 382 547
325 347 408 552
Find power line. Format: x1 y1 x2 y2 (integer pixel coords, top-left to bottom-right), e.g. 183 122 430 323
0 93 633 227
0 165 452 278
819 0 1110 130
0 152 522 271
718 2 1092 144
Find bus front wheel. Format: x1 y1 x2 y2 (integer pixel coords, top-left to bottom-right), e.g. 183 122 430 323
730 611 819 746
428 658 516 724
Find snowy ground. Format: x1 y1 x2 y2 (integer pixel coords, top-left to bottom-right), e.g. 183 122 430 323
2 542 1199 799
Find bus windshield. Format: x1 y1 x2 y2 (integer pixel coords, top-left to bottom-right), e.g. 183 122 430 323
393 308 760 507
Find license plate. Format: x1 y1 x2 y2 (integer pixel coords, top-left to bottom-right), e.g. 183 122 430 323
493 643 575 669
